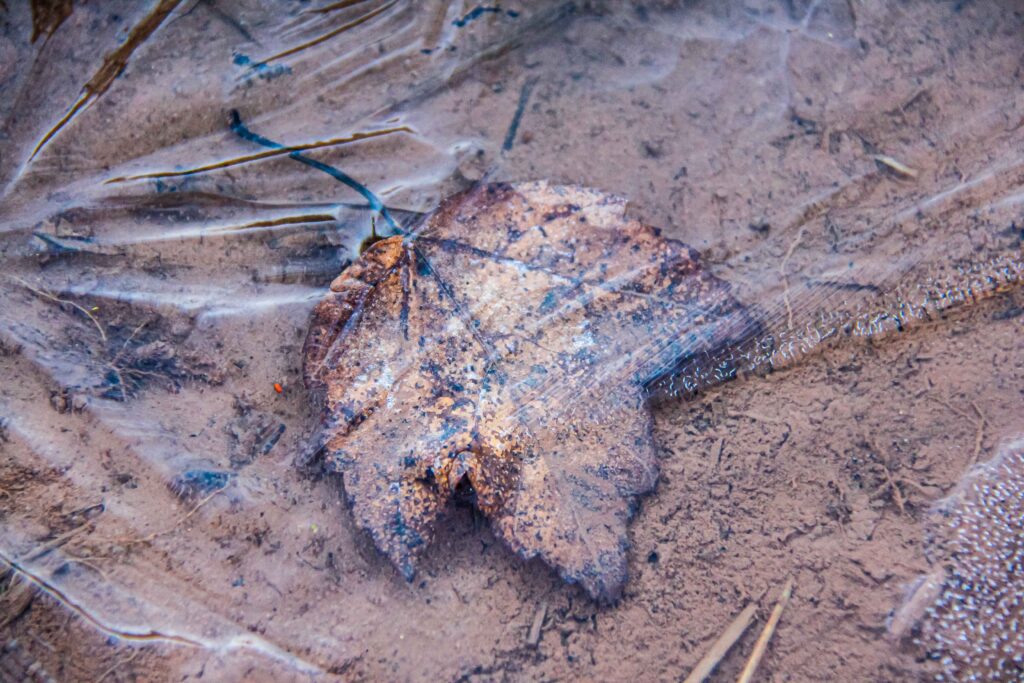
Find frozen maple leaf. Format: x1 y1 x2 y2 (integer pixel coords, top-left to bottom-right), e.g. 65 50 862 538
303 181 753 601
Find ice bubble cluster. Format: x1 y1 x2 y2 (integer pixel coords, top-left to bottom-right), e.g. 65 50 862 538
913 438 1024 681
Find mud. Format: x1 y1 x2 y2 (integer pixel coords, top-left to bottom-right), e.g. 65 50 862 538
1 1 1022 681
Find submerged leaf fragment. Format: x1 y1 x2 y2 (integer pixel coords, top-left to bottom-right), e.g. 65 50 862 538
302 181 753 600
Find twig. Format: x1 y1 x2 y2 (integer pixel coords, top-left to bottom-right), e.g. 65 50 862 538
877 465 906 515
926 396 987 463
259 0 397 63
926 395 970 420
780 228 805 330
683 602 759 683
29 0 184 161
112 320 149 362
229 110 399 231
0 577 36 628
204 214 337 233
105 128 411 184
11 276 107 343
33 231 81 254
98 489 223 548
872 154 918 179
103 320 151 402
735 411 789 426
870 463 935 514
526 601 547 648
121 367 165 380
304 0 376 14
134 488 223 544
20 522 95 563
503 79 536 152
95 648 140 682
968 401 987 464
62 556 110 580
737 577 794 683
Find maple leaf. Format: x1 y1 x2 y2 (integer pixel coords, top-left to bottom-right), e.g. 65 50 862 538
303 181 753 601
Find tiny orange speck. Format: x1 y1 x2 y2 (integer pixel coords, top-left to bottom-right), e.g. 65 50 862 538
273 383 283 394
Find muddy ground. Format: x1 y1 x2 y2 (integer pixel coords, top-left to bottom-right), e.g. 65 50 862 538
1 1 1023 681
4 290 1022 682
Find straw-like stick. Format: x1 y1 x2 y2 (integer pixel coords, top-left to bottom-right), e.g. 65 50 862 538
683 602 759 683
737 577 794 683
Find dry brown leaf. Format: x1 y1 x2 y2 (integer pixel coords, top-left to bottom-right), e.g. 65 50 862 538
303 181 753 601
